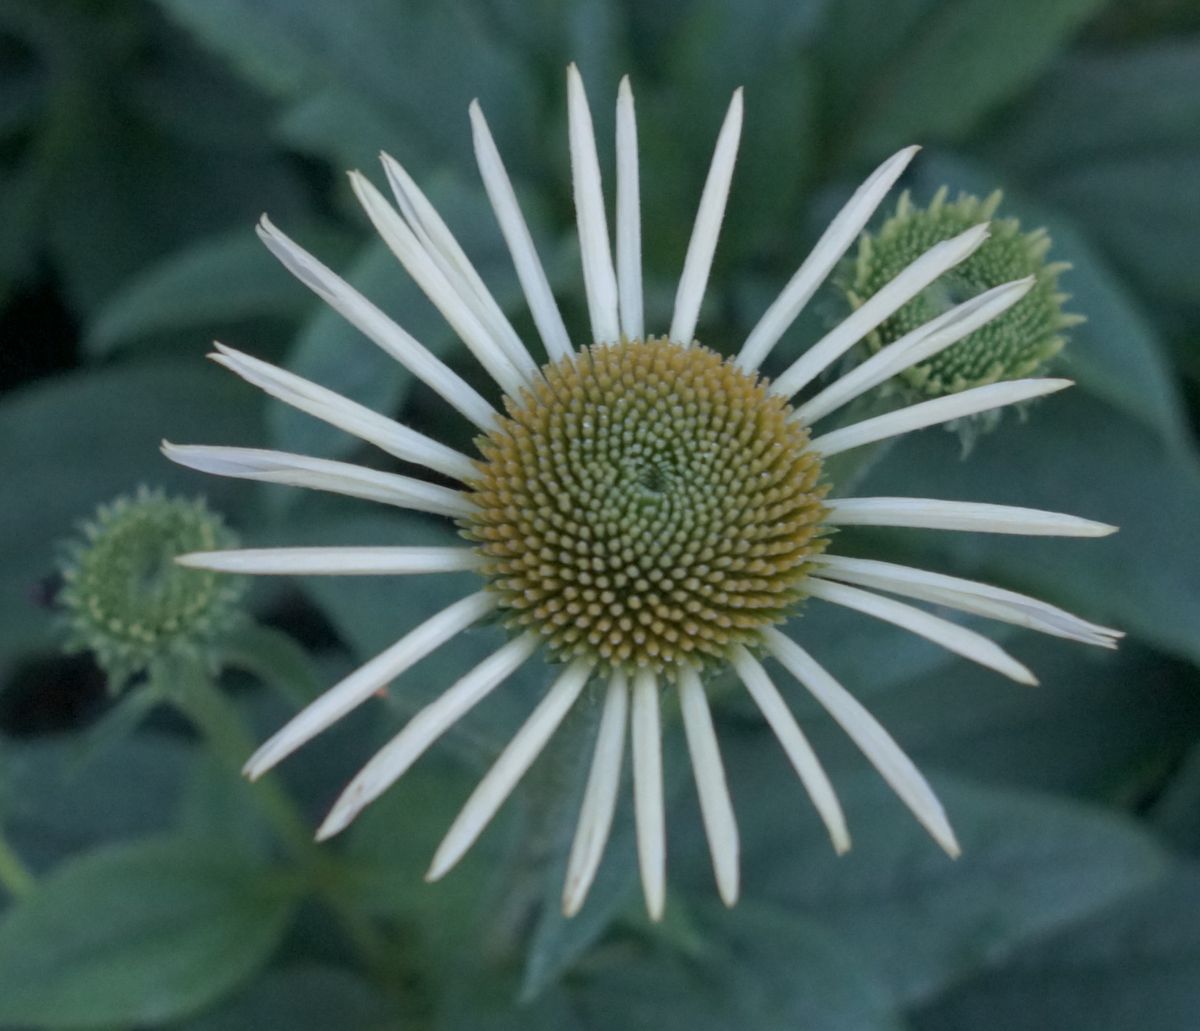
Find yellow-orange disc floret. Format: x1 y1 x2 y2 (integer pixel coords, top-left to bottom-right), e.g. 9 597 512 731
464 337 828 674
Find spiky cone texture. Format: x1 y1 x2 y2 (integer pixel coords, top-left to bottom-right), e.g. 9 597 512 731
58 487 246 690
839 189 1081 405
165 66 1122 923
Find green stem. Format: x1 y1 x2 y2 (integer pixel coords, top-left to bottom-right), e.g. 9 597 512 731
0 830 34 900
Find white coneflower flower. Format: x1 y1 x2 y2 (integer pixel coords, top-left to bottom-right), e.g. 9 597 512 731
166 66 1121 922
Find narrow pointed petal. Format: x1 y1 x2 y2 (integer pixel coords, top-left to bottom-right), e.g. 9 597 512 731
731 647 849 853
808 578 1037 684
737 146 920 372
567 64 620 344
669 88 743 346
615 77 644 342
316 632 539 840
795 277 1035 425
563 672 629 917
678 668 740 906
772 223 991 399
815 555 1122 647
470 101 573 362
210 343 477 482
764 629 960 856
824 496 1116 536
177 546 484 577
631 669 666 920
379 152 539 380
243 592 496 780
257 216 495 430
349 171 527 396
810 378 1072 457
427 660 592 881
162 443 473 519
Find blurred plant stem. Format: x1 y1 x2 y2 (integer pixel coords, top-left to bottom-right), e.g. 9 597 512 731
0 830 34 900
163 659 394 974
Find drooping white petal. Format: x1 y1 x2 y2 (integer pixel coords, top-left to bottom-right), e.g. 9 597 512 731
795 277 1035 425
678 668 740 906
669 88 743 346
243 591 497 780
810 378 1072 457
379 152 539 380
563 672 629 917
161 443 472 519
631 669 666 920
824 496 1116 536
815 555 1122 647
615 76 644 342
349 171 527 396
427 659 593 881
731 647 849 853
808 578 1036 684
210 343 477 482
567 63 620 345
177 546 484 577
737 146 920 372
316 632 539 840
470 100 573 362
256 216 495 430
763 629 960 857
771 223 991 399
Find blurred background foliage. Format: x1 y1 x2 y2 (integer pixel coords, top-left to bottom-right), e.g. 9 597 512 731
1 0 1198 1028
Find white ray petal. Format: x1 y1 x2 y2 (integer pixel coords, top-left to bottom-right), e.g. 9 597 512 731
316 632 539 840
763 629 960 856
210 343 476 482
427 659 592 881
380 152 539 380
669 88 743 346
470 101 573 362
162 443 472 519
737 146 920 372
615 76 644 342
815 555 1122 647
807 578 1037 684
731 647 849 853
810 378 1072 456
567 63 620 345
563 672 629 917
178 546 484 577
631 669 666 920
349 171 527 397
243 591 496 780
824 496 1116 536
772 223 991 399
795 277 1035 425
256 216 495 430
678 668 740 906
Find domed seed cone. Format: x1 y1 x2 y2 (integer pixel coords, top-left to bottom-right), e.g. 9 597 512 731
463 338 828 675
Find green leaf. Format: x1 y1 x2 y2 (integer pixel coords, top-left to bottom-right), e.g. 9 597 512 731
855 389 1200 666
0 836 296 1028
86 227 348 355
219 621 327 708
181 964 394 1031
913 867 1200 1031
0 360 262 674
737 768 1168 1006
1151 742 1200 857
817 0 1104 163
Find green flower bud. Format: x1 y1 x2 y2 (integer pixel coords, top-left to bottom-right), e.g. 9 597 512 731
58 488 247 690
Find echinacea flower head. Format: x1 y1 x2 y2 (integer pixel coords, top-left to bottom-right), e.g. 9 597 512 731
59 487 245 690
166 66 1121 921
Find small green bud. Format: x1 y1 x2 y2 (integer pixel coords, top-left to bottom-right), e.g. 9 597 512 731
58 488 247 690
839 189 1080 406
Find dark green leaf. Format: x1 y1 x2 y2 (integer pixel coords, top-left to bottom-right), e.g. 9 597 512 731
1151 743 1200 857
913 867 1200 1031
0 836 296 1028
